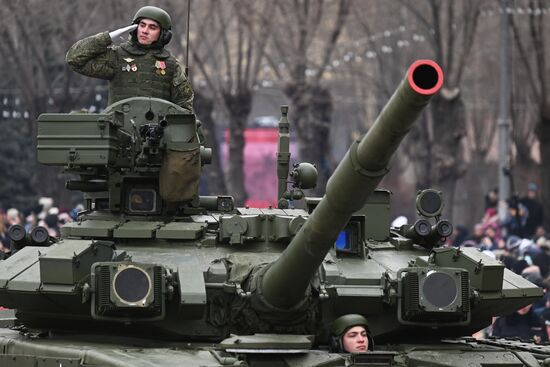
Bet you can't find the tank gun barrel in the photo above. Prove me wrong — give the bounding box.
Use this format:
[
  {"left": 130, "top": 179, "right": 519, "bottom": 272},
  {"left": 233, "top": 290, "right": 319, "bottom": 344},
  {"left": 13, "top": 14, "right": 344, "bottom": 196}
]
[{"left": 259, "top": 60, "right": 444, "bottom": 308}]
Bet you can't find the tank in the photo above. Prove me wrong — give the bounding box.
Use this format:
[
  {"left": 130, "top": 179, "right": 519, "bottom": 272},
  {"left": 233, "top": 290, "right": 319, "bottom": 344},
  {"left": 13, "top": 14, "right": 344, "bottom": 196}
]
[{"left": 0, "top": 60, "right": 546, "bottom": 366}]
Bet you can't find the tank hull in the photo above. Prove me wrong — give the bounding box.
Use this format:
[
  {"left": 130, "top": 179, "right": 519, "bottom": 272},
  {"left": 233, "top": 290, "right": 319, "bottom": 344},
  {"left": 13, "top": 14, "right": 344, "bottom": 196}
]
[{"left": 0, "top": 326, "right": 544, "bottom": 367}]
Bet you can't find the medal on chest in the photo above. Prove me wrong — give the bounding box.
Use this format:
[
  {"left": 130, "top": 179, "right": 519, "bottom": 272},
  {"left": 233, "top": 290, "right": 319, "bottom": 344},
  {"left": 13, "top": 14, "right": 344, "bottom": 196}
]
[
  {"left": 122, "top": 58, "right": 137, "bottom": 72},
  {"left": 155, "top": 60, "right": 167, "bottom": 75}
]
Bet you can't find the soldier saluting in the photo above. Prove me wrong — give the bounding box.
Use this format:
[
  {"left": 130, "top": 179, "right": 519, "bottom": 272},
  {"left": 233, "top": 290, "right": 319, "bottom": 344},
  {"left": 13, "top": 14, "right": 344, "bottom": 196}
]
[{"left": 66, "top": 6, "right": 193, "bottom": 112}]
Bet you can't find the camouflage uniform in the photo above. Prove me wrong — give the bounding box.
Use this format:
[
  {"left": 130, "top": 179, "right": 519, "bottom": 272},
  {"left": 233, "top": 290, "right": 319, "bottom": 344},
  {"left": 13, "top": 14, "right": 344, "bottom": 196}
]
[{"left": 66, "top": 31, "right": 193, "bottom": 111}]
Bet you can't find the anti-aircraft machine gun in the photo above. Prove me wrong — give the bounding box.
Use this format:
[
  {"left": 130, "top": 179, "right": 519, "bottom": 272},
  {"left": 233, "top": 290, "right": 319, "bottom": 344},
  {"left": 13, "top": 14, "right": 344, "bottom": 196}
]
[{"left": 0, "top": 60, "right": 545, "bottom": 366}]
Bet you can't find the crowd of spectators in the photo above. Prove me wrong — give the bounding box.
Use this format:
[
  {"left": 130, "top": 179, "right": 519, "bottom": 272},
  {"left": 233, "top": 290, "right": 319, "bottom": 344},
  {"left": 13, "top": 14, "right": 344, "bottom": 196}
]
[
  {"left": 447, "top": 183, "right": 548, "bottom": 343},
  {"left": 0, "top": 197, "right": 83, "bottom": 257}
]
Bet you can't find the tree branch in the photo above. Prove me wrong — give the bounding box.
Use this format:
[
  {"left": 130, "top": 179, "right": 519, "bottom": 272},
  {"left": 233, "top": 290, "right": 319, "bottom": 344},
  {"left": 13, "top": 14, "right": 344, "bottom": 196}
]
[
  {"left": 455, "top": 0, "right": 480, "bottom": 83},
  {"left": 445, "top": 2, "right": 455, "bottom": 80},
  {"left": 397, "top": 0, "right": 439, "bottom": 52},
  {"left": 510, "top": 11, "right": 541, "bottom": 101},
  {"left": 315, "top": 0, "right": 351, "bottom": 83},
  {"left": 531, "top": 0, "right": 546, "bottom": 104}
]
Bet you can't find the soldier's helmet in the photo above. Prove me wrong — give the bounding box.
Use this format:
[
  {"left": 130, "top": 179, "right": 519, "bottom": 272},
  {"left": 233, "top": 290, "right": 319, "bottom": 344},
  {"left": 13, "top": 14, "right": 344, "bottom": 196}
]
[
  {"left": 329, "top": 314, "right": 374, "bottom": 352},
  {"left": 132, "top": 6, "right": 172, "bottom": 46}
]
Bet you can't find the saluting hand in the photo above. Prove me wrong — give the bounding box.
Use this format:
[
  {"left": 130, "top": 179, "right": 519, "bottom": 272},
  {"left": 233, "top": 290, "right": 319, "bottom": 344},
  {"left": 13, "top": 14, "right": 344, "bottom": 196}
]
[{"left": 108, "top": 24, "right": 138, "bottom": 42}]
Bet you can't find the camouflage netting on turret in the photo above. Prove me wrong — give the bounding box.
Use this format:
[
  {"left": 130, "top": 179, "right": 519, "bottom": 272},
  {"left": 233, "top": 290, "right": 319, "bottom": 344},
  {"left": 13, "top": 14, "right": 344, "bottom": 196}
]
[
  {"left": 159, "top": 148, "right": 200, "bottom": 202},
  {"left": 207, "top": 255, "right": 320, "bottom": 335}
]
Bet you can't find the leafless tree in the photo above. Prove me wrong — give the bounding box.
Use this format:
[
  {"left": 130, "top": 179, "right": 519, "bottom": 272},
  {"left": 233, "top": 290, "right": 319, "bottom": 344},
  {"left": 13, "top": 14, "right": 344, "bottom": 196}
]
[
  {"left": 509, "top": 0, "right": 549, "bottom": 228},
  {"left": 0, "top": 0, "right": 120, "bottom": 205},
  {"left": 379, "top": 0, "right": 481, "bottom": 220},
  {"left": 261, "top": 0, "right": 351, "bottom": 194},
  {"left": 190, "top": 1, "right": 275, "bottom": 205},
  {"left": 345, "top": 1, "right": 482, "bottom": 221}
]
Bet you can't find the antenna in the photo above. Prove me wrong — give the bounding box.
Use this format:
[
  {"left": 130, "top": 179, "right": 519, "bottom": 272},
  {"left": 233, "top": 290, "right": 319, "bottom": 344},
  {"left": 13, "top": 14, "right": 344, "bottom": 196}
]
[{"left": 185, "top": 0, "right": 191, "bottom": 77}]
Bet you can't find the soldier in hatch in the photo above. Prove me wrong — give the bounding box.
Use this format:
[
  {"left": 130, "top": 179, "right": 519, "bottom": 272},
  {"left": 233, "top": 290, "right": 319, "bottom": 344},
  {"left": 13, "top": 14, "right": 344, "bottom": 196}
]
[
  {"left": 329, "top": 314, "right": 374, "bottom": 353},
  {"left": 66, "top": 5, "right": 193, "bottom": 112}
]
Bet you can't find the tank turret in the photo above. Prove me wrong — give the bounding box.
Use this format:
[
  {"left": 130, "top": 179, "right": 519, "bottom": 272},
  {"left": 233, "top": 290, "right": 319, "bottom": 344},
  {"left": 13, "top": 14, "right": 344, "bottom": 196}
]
[
  {"left": 236, "top": 60, "right": 542, "bottom": 342},
  {"left": 256, "top": 60, "right": 446, "bottom": 309}
]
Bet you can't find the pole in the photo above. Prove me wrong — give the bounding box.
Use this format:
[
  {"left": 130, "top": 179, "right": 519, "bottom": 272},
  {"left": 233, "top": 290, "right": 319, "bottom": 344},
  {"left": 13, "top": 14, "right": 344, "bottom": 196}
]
[
  {"left": 498, "top": 0, "right": 511, "bottom": 222},
  {"left": 277, "top": 106, "right": 291, "bottom": 209},
  {"left": 185, "top": 0, "right": 191, "bottom": 77}
]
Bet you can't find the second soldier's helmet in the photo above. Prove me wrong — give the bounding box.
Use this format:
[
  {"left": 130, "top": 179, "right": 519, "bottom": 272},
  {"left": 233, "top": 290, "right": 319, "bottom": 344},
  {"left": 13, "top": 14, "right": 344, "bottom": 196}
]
[
  {"left": 131, "top": 6, "right": 172, "bottom": 46},
  {"left": 329, "top": 314, "right": 374, "bottom": 352}
]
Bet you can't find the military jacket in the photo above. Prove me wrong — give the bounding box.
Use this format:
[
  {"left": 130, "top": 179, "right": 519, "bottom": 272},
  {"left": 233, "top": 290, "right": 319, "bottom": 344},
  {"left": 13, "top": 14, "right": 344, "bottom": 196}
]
[{"left": 66, "top": 32, "right": 193, "bottom": 111}]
